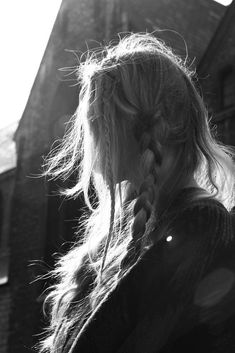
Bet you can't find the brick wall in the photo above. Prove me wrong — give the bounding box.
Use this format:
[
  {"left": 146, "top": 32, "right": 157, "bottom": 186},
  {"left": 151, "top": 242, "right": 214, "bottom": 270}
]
[
  {"left": 0, "top": 287, "right": 11, "bottom": 353},
  {"left": 0, "top": 169, "right": 15, "bottom": 353}
]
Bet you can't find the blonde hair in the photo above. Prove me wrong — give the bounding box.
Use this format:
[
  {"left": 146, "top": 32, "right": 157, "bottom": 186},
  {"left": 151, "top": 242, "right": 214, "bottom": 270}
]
[{"left": 39, "top": 33, "right": 235, "bottom": 352}]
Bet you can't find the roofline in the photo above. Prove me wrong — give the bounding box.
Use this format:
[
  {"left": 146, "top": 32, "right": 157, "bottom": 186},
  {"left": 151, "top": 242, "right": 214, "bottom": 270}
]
[
  {"left": 0, "top": 167, "right": 16, "bottom": 178},
  {"left": 198, "top": 0, "right": 235, "bottom": 74}
]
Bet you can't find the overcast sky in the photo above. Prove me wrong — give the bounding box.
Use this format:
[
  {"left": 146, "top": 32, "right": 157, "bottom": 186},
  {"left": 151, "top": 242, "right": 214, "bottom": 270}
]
[{"left": 0, "top": 0, "right": 62, "bottom": 130}]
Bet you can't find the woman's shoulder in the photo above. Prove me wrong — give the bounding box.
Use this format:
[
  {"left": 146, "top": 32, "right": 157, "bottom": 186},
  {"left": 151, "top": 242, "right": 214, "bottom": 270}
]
[
  {"left": 187, "top": 192, "right": 230, "bottom": 236},
  {"left": 153, "top": 187, "right": 233, "bottom": 249},
  {"left": 167, "top": 187, "right": 231, "bottom": 230},
  {"left": 173, "top": 194, "right": 229, "bottom": 229},
  {"left": 172, "top": 186, "right": 228, "bottom": 212}
]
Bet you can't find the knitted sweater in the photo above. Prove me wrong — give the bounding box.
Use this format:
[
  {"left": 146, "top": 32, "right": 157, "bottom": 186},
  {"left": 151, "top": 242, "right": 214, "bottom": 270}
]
[{"left": 64, "top": 187, "right": 235, "bottom": 353}]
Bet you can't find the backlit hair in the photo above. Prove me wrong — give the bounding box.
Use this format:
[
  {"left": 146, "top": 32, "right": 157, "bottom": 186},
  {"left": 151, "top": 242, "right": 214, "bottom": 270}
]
[{"left": 39, "top": 33, "right": 235, "bottom": 352}]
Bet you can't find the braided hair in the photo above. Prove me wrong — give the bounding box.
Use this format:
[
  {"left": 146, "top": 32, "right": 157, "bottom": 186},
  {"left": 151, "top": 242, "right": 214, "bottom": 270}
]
[
  {"left": 121, "top": 113, "right": 165, "bottom": 269},
  {"left": 99, "top": 77, "right": 116, "bottom": 278},
  {"left": 39, "top": 33, "right": 235, "bottom": 353}
]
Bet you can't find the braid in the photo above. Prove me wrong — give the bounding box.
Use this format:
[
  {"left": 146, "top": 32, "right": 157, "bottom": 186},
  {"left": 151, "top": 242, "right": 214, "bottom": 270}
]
[
  {"left": 121, "top": 119, "right": 164, "bottom": 269},
  {"left": 98, "top": 77, "right": 116, "bottom": 281}
]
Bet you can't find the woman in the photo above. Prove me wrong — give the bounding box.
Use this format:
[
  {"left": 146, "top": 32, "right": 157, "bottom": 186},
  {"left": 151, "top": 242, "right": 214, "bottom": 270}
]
[{"left": 39, "top": 33, "right": 235, "bottom": 352}]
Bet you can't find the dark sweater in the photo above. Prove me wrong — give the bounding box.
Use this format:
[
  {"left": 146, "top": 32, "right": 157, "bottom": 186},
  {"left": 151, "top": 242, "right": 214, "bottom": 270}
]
[{"left": 64, "top": 187, "right": 235, "bottom": 353}]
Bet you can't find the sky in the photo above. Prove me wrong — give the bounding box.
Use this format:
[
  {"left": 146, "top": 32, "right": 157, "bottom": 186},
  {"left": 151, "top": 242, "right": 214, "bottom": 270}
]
[
  {"left": 0, "top": 0, "right": 232, "bottom": 130},
  {"left": 214, "top": 0, "right": 233, "bottom": 4},
  {"left": 0, "top": 0, "right": 62, "bottom": 130}
]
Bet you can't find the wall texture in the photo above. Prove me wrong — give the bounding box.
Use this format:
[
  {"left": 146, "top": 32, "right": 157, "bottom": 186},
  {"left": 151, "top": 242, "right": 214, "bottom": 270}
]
[
  {"left": 198, "top": 1, "right": 235, "bottom": 145},
  {"left": 0, "top": 169, "right": 15, "bottom": 353}
]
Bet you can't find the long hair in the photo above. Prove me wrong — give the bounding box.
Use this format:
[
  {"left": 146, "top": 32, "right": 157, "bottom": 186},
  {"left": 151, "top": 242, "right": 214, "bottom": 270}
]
[{"left": 38, "top": 33, "right": 235, "bottom": 352}]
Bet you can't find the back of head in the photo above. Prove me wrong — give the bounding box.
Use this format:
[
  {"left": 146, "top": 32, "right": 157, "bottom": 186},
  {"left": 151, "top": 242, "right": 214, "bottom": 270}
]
[
  {"left": 73, "top": 33, "right": 234, "bottom": 213},
  {"left": 83, "top": 34, "right": 196, "bottom": 188}
]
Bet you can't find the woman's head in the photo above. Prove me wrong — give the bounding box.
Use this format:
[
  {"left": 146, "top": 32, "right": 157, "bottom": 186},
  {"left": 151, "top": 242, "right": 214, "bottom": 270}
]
[
  {"left": 53, "top": 33, "right": 232, "bottom": 207},
  {"left": 80, "top": 34, "right": 197, "bottom": 191}
]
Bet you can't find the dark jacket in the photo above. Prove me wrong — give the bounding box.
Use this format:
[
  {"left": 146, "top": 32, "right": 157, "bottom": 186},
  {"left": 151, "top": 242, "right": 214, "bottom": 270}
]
[{"left": 64, "top": 188, "right": 235, "bottom": 353}]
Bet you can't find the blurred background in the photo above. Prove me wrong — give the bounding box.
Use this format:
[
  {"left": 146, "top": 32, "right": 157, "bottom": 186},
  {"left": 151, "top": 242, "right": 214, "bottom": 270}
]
[{"left": 0, "top": 0, "right": 235, "bottom": 352}]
